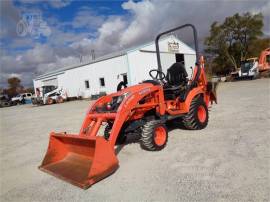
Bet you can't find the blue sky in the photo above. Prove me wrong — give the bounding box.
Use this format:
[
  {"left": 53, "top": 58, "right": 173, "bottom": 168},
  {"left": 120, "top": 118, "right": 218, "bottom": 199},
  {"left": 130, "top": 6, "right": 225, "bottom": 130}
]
[
  {"left": 4, "top": 0, "right": 129, "bottom": 52},
  {"left": 0, "top": 0, "right": 269, "bottom": 87}
]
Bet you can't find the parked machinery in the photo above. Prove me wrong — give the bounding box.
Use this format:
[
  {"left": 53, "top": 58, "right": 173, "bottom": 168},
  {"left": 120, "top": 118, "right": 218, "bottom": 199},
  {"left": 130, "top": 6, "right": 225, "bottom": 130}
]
[
  {"left": 230, "top": 57, "right": 259, "bottom": 80},
  {"left": 11, "top": 93, "right": 33, "bottom": 105},
  {"left": 258, "top": 48, "right": 270, "bottom": 75},
  {"left": 230, "top": 47, "right": 270, "bottom": 80},
  {"left": 39, "top": 24, "right": 217, "bottom": 189},
  {"left": 0, "top": 94, "right": 11, "bottom": 108},
  {"left": 32, "top": 85, "right": 67, "bottom": 105}
]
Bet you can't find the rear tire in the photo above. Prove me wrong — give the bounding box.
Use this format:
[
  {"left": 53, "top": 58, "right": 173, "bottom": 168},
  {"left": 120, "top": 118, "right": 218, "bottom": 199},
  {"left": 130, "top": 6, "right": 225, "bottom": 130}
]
[
  {"left": 57, "top": 96, "right": 64, "bottom": 103},
  {"left": 183, "top": 96, "right": 208, "bottom": 130},
  {"left": 140, "top": 120, "right": 168, "bottom": 151}
]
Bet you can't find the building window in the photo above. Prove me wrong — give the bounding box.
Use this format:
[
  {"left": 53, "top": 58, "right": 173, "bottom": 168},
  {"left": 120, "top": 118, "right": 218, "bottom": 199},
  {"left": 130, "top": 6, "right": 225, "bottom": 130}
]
[
  {"left": 99, "top": 78, "right": 105, "bottom": 87},
  {"left": 85, "top": 80, "right": 89, "bottom": 89},
  {"left": 175, "top": 53, "right": 185, "bottom": 65}
]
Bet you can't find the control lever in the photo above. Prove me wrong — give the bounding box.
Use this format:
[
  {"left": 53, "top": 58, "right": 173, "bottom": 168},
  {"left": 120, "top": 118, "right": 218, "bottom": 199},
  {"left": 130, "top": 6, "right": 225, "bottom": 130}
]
[{"left": 190, "top": 66, "right": 194, "bottom": 81}]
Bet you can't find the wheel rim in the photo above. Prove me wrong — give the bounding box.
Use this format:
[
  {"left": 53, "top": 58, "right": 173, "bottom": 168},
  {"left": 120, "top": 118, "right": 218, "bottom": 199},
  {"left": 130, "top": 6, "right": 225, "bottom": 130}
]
[
  {"left": 58, "top": 97, "right": 63, "bottom": 103},
  {"left": 48, "top": 98, "right": 53, "bottom": 105},
  {"left": 154, "top": 126, "right": 166, "bottom": 146},
  {"left": 197, "top": 105, "right": 206, "bottom": 123}
]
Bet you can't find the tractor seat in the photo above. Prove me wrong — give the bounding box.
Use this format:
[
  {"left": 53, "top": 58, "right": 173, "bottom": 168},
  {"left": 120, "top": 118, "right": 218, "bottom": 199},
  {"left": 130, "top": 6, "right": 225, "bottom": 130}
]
[
  {"left": 165, "top": 62, "right": 188, "bottom": 86},
  {"left": 163, "top": 62, "right": 188, "bottom": 100}
]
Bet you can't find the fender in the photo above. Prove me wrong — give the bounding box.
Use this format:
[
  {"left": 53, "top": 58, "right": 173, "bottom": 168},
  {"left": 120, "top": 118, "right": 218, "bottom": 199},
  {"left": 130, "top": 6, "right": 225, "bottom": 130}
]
[
  {"left": 166, "top": 87, "right": 204, "bottom": 115},
  {"left": 108, "top": 84, "right": 163, "bottom": 146},
  {"left": 79, "top": 83, "right": 164, "bottom": 147},
  {"left": 184, "top": 87, "right": 204, "bottom": 111}
]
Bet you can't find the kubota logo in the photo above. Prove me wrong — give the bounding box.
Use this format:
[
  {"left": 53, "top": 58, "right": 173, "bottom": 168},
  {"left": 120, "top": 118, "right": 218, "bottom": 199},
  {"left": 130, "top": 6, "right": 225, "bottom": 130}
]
[{"left": 139, "top": 88, "right": 150, "bottom": 95}]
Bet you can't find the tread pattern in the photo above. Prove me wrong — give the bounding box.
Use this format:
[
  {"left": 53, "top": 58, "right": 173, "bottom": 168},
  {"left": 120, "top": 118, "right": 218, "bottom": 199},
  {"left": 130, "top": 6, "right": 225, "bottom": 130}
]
[
  {"left": 183, "top": 96, "right": 208, "bottom": 130},
  {"left": 104, "top": 124, "right": 111, "bottom": 140},
  {"left": 104, "top": 124, "right": 126, "bottom": 144},
  {"left": 140, "top": 120, "right": 168, "bottom": 151}
]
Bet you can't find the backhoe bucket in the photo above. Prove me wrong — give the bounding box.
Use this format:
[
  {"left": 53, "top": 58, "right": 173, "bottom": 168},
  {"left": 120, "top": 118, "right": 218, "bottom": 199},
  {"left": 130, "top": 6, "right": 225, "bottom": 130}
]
[{"left": 39, "top": 132, "right": 119, "bottom": 189}]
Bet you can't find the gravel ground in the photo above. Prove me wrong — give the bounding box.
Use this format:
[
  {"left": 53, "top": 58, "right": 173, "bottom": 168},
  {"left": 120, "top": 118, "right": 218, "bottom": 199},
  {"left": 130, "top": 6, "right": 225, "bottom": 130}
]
[{"left": 0, "top": 78, "right": 269, "bottom": 202}]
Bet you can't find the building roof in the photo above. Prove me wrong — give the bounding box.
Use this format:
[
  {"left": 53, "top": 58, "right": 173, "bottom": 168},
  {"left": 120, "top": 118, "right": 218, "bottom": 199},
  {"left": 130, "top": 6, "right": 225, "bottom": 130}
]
[
  {"left": 35, "top": 35, "right": 194, "bottom": 80},
  {"left": 35, "top": 50, "right": 126, "bottom": 80}
]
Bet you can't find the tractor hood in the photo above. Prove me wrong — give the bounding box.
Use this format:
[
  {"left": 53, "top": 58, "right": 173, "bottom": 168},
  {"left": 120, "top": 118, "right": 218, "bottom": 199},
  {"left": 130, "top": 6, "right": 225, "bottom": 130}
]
[
  {"left": 114, "top": 82, "right": 158, "bottom": 97},
  {"left": 90, "top": 82, "right": 160, "bottom": 114}
]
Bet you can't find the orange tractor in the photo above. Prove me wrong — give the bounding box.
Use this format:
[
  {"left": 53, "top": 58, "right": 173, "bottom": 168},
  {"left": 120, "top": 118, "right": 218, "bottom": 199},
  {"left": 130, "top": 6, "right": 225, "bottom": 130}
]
[
  {"left": 39, "top": 24, "right": 217, "bottom": 189},
  {"left": 258, "top": 48, "right": 270, "bottom": 73}
]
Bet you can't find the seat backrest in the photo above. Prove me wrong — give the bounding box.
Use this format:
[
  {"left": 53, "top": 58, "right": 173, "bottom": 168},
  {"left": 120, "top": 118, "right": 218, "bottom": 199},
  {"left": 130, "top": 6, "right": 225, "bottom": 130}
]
[{"left": 166, "top": 62, "right": 188, "bottom": 86}]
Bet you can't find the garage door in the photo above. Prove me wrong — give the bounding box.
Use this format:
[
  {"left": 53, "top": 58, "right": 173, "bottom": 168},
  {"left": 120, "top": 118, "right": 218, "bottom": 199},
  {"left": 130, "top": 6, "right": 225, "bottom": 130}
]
[{"left": 42, "top": 78, "right": 58, "bottom": 86}]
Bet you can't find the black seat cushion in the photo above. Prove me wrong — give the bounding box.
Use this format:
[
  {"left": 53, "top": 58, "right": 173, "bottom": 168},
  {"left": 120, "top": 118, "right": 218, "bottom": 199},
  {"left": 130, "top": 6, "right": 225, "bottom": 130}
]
[
  {"left": 166, "top": 62, "right": 188, "bottom": 86},
  {"left": 163, "top": 63, "right": 188, "bottom": 100}
]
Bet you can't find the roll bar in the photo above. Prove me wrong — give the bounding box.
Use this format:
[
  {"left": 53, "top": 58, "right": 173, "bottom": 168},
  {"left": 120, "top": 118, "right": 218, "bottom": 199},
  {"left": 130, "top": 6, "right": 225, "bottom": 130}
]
[{"left": 155, "top": 24, "right": 200, "bottom": 80}]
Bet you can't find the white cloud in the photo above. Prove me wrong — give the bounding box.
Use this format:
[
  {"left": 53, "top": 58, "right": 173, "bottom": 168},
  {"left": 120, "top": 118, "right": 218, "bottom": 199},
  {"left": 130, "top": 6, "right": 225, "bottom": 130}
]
[
  {"left": 97, "top": 17, "right": 127, "bottom": 46},
  {"left": 36, "top": 55, "right": 78, "bottom": 74},
  {"left": 69, "top": 16, "right": 127, "bottom": 56},
  {"left": 0, "top": 1, "right": 21, "bottom": 38},
  {"left": 72, "top": 7, "right": 105, "bottom": 29},
  {"left": 24, "top": 44, "right": 56, "bottom": 64},
  {"left": 249, "top": 1, "right": 270, "bottom": 35},
  {"left": 48, "top": 0, "right": 71, "bottom": 8},
  {"left": 9, "top": 73, "right": 21, "bottom": 78},
  {"left": 120, "top": 0, "right": 157, "bottom": 46},
  {"left": 0, "top": 44, "right": 80, "bottom": 87}
]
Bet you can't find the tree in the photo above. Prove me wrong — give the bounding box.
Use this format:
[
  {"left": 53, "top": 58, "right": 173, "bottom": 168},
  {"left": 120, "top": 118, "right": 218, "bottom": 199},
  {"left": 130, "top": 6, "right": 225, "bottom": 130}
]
[
  {"left": 24, "top": 87, "right": 34, "bottom": 94},
  {"left": 247, "top": 38, "right": 270, "bottom": 58},
  {"left": 6, "top": 77, "right": 23, "bottom": 97},
  {"left": 8, "top": 77, "right": 21, "bottom": 89},
  {"left": 204, "top": 12, "right": 264, "bottom": 75}
]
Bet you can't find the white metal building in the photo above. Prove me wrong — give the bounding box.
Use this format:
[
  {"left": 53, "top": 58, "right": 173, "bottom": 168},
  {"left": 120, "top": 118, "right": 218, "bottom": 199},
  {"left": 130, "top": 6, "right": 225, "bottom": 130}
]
[{"left": 33, "top": 35, "right": 196, "bottom": 98}]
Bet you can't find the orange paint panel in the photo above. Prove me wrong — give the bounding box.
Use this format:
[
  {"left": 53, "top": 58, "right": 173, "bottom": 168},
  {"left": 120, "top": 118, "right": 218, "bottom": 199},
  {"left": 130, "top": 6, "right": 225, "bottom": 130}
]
[
  {"left": 39, "top": 133, "right": 118, "bottom": 189},
  {"left": 258, "top": 48, "right": 270, "bottom": 71}
]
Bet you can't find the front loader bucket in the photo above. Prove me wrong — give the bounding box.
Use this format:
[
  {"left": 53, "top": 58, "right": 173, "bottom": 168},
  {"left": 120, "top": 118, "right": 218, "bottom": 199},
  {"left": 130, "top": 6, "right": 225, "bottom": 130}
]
[{"left": 39, "top": 132, "right": 119, "bottom": 189}]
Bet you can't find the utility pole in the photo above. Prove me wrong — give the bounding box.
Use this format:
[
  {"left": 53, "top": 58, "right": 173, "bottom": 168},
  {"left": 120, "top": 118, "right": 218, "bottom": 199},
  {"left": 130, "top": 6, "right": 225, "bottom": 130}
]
[
  {"left": 79, "top": 55, "right": 83, "bottom": 63},
  {"left": 91, "top": 50, "right": 95, "bottom": 60}
]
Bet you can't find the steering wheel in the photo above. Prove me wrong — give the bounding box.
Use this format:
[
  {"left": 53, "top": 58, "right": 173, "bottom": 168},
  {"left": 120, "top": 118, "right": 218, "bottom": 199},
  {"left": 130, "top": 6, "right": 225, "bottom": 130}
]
[{"left": 149, "top": 69, "right": 166, "bottom": 81}]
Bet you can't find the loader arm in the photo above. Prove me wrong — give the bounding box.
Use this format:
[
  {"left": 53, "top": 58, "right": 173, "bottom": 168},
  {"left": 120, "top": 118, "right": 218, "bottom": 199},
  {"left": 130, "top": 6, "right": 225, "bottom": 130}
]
[{"left": 79, "top": 83, "right": 164, "bottom": 148}]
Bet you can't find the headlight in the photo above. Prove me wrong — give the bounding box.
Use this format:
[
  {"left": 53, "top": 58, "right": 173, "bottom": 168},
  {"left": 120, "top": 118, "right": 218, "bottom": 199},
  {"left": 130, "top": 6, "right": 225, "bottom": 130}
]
[
  {"left": 116, "top": 92, "right": 129, "bottom": 104},
  {"left": 104, "top": 92, "right": 130, "bottom": 112}
]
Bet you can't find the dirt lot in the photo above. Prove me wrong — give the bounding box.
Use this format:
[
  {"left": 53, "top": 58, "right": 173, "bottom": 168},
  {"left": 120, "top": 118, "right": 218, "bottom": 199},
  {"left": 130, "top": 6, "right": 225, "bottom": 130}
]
[{"left": 0, "top": 79, "right": 269, "bottom": 202}]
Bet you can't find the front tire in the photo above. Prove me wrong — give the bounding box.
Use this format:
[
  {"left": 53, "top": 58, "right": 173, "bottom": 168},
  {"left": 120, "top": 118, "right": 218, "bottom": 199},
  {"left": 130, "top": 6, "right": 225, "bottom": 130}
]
[
  {"left": 104, "top": 124, "right": 111, "bottom": 140},
  {"left": 104, "top": 124, "right": 126, "bottom": 145},
  {"left": 47, "top": 98, "right": 54, "bottom": 105},
  {"left": 140, "top": 120, "right": 168, "bottom": 151},
  {"left": 183, "top": 96, "right": 208, "bottom": 130}
]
